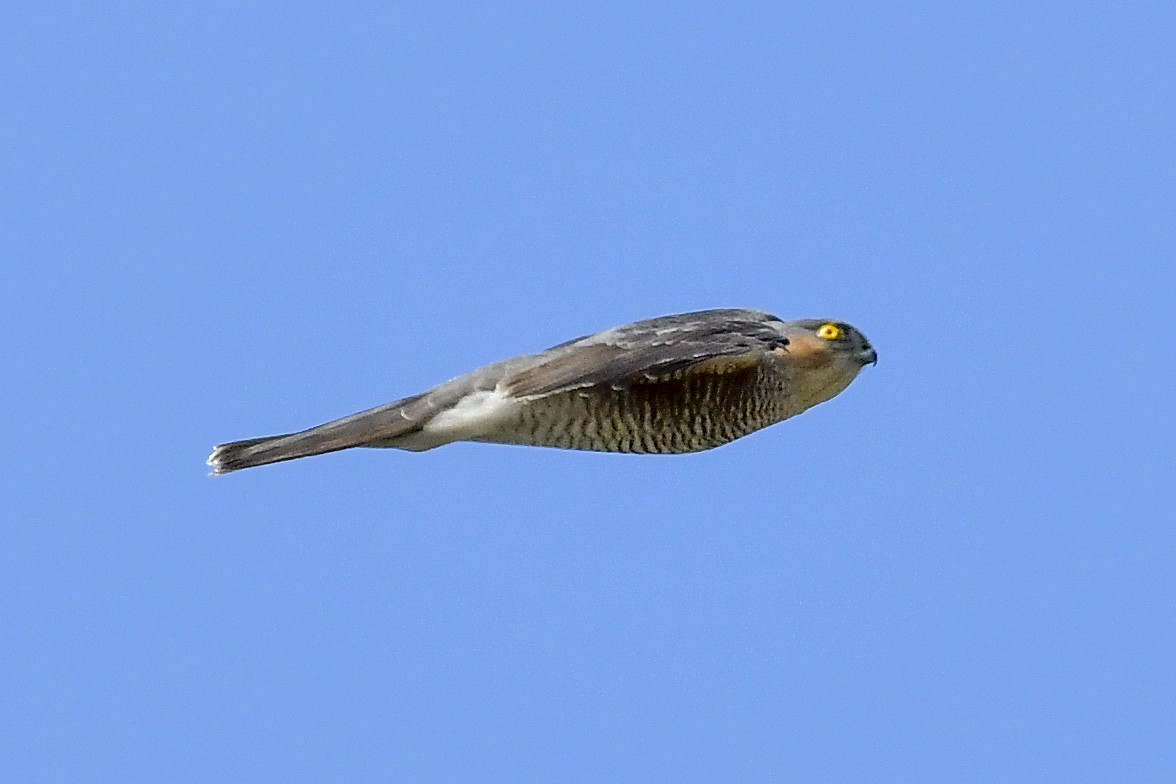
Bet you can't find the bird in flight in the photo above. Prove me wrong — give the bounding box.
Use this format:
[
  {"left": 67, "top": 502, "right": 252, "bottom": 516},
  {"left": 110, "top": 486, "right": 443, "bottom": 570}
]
[{"left": 208, "top": 309, "right": 876, "bottom": 474}]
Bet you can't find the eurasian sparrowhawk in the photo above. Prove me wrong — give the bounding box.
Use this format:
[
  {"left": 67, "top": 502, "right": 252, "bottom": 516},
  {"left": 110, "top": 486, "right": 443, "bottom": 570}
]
[{"left": 208, "top": 309, "right": 876, "bottom": 474}]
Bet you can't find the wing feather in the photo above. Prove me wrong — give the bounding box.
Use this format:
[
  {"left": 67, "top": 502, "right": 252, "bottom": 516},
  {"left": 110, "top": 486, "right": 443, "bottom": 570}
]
[{"left": 504, "top": 309, "right": 788, "bottom": 398}]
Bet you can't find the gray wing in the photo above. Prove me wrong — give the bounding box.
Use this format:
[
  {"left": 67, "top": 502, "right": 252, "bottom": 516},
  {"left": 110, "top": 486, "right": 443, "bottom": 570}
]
[{"left": 504, "top": 308, "right": 790, "bottom": 398}]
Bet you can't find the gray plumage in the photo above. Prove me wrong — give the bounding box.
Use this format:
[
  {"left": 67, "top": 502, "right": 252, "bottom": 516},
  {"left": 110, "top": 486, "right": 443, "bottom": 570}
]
[{"left": 208, "top": 309, "right": 876, "bottom": 474}]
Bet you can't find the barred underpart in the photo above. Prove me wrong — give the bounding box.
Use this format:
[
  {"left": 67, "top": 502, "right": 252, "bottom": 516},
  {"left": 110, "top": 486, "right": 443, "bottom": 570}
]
[{"left": 476, "top": 364, "right": 794, "bottom": 453}]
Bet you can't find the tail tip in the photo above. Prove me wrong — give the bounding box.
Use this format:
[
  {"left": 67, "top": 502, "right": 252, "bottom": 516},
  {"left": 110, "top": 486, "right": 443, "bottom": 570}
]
[
  {"left": 206, "top": 445, "right": 233, "bottom": 476},
  {"left": 206, "top": 437, "right": 273, "bottom": 475}
]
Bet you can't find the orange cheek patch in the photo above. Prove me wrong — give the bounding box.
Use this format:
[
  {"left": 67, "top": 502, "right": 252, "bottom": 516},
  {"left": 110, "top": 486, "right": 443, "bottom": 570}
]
[{"left": 781, "top": 334, "right": 835, "bottom": 368}]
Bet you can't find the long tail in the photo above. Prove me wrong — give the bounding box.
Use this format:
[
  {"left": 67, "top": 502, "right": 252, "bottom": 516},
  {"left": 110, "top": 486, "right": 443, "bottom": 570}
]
[{"left": 207, "top": 397, "right": 425, "bottom": 475}]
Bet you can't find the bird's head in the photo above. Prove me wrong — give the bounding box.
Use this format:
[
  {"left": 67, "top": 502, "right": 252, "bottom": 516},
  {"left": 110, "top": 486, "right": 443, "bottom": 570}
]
[
  {"left": 767, "top": 319, "right": 876, "bottom": 411},
  {"left": 778, "top": 319, "right": 876, "bottom": 367}
]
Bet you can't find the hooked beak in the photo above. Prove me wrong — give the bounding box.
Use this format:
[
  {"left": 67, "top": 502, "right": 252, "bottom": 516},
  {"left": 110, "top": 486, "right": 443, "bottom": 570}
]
[{"left": 858, "top": 346, "right": 878, "bottom": 366}]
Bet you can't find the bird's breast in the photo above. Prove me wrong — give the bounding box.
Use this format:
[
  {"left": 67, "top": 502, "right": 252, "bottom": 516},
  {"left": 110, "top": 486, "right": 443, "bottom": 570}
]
[{"left": 474, "top": 364, "right": 809, "bottom": 454}]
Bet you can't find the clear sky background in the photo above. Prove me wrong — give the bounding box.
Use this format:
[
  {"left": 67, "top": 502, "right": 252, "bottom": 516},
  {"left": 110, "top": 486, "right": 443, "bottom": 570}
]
[{"left": 3, "top": 3, "right": 1173, "bottom": 781}]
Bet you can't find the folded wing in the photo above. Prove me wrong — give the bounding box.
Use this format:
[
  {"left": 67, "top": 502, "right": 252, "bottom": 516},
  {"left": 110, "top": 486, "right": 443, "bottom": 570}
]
[{"left": 504, "top": 309, "right": 789, "bottom": 398}]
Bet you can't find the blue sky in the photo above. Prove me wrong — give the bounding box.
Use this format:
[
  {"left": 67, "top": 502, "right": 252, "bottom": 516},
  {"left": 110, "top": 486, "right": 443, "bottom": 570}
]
[{"left": 3, "top": 2, "right": 1173, "bottom": 781}]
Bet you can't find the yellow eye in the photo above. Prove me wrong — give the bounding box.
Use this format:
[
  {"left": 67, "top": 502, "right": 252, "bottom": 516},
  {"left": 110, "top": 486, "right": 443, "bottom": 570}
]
[{"left": 817, "top": 323, "right": 842, "bottom": 340}]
